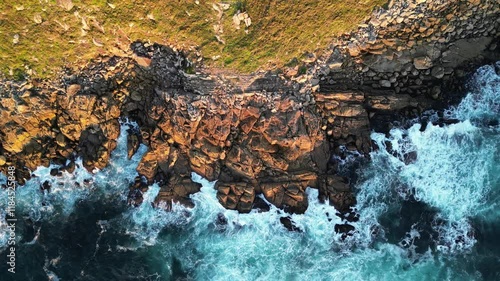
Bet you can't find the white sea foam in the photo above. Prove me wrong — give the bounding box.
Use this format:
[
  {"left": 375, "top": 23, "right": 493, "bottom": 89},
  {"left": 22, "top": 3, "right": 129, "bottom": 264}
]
[
  {"left": 447, "top": 62, "right": 499, "bottom": 123},
  {"left": 118, "top": 183, "right": 191, "bottom": 247},
  {"left": 353, "top": 63, "right": 499, "bottom": 255},
  {"left": 143, "top": 172, "right": 476, "bottom": 281}
]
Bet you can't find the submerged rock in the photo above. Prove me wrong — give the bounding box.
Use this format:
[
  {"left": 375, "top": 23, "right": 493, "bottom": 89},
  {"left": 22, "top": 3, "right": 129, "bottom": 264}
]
[
  {"left": 280, "top": 216, "right": 302, "bottom": 232},
  {"left": 334, "top": 223, "right": 355, "bottom": 239}
]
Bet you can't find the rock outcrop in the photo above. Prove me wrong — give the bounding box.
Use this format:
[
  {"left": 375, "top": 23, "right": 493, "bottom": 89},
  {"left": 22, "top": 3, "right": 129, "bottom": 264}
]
[
  {"left": 304, "top": 0, "right": 499, "bottom": 153},
  {"left": 0, "top": 0, "right": 498, "bottom": 221}
]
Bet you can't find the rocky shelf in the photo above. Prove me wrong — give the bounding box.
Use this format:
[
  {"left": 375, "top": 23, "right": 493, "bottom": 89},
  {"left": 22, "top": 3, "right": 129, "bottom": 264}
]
[{"left": 1, "top": 0, "right": 499, "bottom": 231}]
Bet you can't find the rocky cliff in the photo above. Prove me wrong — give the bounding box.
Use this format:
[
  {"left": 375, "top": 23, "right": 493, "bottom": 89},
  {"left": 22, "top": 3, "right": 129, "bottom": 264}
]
[{"left": 1, "top": 0, "right": 499, "bottom": 227}]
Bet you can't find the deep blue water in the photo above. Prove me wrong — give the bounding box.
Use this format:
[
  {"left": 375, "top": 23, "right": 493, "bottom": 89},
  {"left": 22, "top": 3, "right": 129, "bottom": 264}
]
[{"left": 0, "top": 63, "right": 499, "bottom": 280}]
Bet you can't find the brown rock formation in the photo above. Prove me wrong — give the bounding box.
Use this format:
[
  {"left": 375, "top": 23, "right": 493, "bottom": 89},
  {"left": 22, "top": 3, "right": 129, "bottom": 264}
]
[
  {"left": 0, "top": 57, "right": 137, "bottom": 183},
  {"left": 318, "top": 0, "right": 499, "bottom": 100},
  {"left": 134, "top": 78, "right": 327, "bottom": 213}
]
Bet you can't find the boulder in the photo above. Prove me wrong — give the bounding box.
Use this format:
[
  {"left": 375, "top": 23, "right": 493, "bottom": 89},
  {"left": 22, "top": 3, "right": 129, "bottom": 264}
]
[
  {"left": 216, "top": 182, "right": 255, "bottom": 213},
  {"left": 379, "top": 79, "right": 391, "bottom": 87},
  {"left": 431, "top": 66, "right": 445, "bottom": 79},
  {"left": 413, "top": 56, "right": 433, "bottom": 69}
]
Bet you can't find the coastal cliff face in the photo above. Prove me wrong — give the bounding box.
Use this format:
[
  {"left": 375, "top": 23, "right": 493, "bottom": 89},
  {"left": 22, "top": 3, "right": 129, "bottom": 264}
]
[{"left": 1, "top": 0, "right": 499, "bottom": 219}]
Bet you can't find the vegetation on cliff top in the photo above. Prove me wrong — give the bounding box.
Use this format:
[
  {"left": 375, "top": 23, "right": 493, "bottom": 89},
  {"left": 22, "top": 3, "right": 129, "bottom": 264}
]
[{"left": 0, "top": 0, "right": 385, "bottom": 79}]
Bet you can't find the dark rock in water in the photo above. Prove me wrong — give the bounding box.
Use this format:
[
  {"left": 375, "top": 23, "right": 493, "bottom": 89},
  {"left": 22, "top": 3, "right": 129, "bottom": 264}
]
[
  {"left": 403, "top": 151, "right": 418, "bottom": 165},
  {"left": 40, "top": 180, "right": 51, "bottom": 192},
  {"left": 175, "top": 198, "right": 196, "bottom": 209},
  {"left": 64, "top": 160, "right": 76, "bottom": 174},
  {"left": 494, "top": 62, "right": 500, "bottom": 76},
  {"left": 318, "top": 175, "right": 357, "bottom": 215},
  {"left": 433, "top": 118, "right": 460, "bottom": 127},
  {"left": 216, "top": 213, "right": 228, "bottom": 228},
  {"left": 127, "top": 189, "right": 143, "bottom": 207},
  {"left": 419, "top": 120, "right": 428, "bottom": 132},
  {"left": 252, "top": 196, "right": 271, "bottom": 212},
  {"left": 216, "top": 212, "right": 228, "bottom": 226},
  {"left": 334, "top": 223, "right": 355, "bottom": 239},
  {"left": 126, "top": 125, "right": 142, "bottom": 159},
  {"left": 153, "top": 175, "right": 201, "bottom": 209},
  {"left": 326, "top": 175, "right": 350, "bottom": 192},
  {"left": 384, "top": 139, "right": 417, "bottom": 165},
  {"left": 155, "top": 197, "right": 196, "bottom": 211},
  {"left": 128, "top": 176, "right": 149, "bottom": 206},
  {"left": 326, "top": 191, "right": 356, "bottom": 213},
  {"left": 208, "top": 212, "right": 229, "bottom": 233},
  {"left": 280, "top": 216, "right": 301, "bottom": 232},
  {"left": 384, "top": 140, "right": 393, "bottom": 153},
  {"left": 50, "top": 168, "right": 61, "bottom": 177},
  {"left": 337, "top": 211, "right": 360, "bottom": 223},
  {"left": 487, "top": 119, "right": 499, "bottom": 127}
]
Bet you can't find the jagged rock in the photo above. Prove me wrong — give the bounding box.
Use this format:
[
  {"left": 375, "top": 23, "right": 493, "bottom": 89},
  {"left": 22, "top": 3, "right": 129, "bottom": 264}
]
[
  {"left": 154, "top": 176, "right": 202, "bottom": 209},
  {"left": 2, "top": 0, "right": 499, "bottom": 217},
  {"left": 431, "top": 66, "right": 445, "bottom": 79},
  {"left": 316, "top": 175, "right": 356, "bottom": 211},
  {"left": 379, "top": 79, "right": 391, "bottom": 87},
  {"left": 136, "top": 151, "right": 158, "bottom": 180},
  {"left": 280, "top": 216, "right": 301, "bottom": 232},
  {"left": 367, "top": 95, "right": 415, "bottom": 111},
  {"left": 261, "top": 181, "right": 308, "bottom": 214},
  {"left": 134, "top": 55, "right": 152, "bottom": 67},
  {"left": 413, "top": 56, "right": 433, "bottom": 70},
  {"left": 334, "top": 223, "right": 355, "bottom": 239},
  {"left": 329, "top": 62, "right": 343, "bottom": 71},
  {"left": 128, "top": 176, "right": 148, "bottom": 206},
  {"left": 326, "top": 175, "right": 350, "bottom": 192},
  {"left": 328, "top": 191, "right": 356, "bottom": 212},
  {"left": 252, "top": 196, "right": 271, "bottom": 212},
  {"left": 314, "top": 92, "right": 371, "bottom": 153},
  {"left": 55, "top": 133, "right": 66, "bottom": 147},
  {"left": 216, "top": 182, "right": 255, "bottom": 213}
]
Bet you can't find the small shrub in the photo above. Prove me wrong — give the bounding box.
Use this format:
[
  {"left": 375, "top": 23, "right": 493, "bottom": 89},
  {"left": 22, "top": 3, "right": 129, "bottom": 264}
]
[
  {"left": 184, "top": 65, "right": 195, "bottom": 74},
  {"left": 224, "top": 57, "right": 235, "bottom": 65},
  {"left": 285, "top": 58, "right": 300, "bottom": 67},
  {"left": 232, "top": 0, "right": 247, "bottom": 14},
  {"left": 298, "top": 65, "right": 308, "bottom": 75}
]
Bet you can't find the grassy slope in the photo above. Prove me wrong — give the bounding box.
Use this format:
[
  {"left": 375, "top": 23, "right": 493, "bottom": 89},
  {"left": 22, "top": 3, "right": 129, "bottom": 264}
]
[{"left": 0, "top": 0, "right": 385, "bottom": 79}]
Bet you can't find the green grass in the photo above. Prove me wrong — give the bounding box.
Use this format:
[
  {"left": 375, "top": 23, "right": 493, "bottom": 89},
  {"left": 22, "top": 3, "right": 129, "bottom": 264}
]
[{"left": 0, "top": 0, "right": 386, "bottom": 79}]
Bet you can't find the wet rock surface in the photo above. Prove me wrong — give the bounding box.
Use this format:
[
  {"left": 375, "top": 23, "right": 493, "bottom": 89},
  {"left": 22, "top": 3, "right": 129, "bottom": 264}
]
[{"left": 0, "top": 0, "right": 499, "bottom": 218}]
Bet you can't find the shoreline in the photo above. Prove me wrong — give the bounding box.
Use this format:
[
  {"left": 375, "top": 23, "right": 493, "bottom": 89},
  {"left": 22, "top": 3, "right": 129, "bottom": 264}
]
[{"left": 0, "top": 0, "right": 499, "bottom": 226}]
